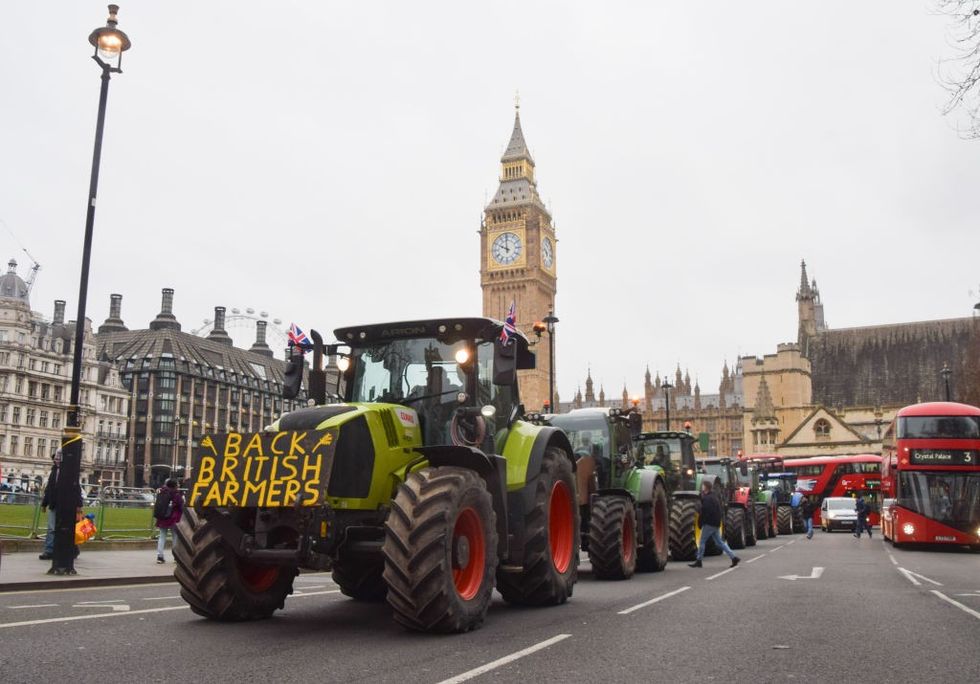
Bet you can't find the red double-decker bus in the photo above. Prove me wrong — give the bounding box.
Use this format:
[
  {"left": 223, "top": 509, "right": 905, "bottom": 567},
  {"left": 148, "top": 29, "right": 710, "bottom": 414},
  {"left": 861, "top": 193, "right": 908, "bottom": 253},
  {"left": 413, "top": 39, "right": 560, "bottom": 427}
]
[
  {"left": 784, "top": 455, "right": 882, "bottom": 526},
  {"left": 881, "top": 402, "right": 980, "bottom": 549}
]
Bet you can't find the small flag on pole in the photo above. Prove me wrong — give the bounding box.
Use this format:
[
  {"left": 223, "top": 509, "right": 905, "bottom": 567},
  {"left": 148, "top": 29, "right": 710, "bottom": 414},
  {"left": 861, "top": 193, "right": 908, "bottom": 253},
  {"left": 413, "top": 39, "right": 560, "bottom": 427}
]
[
  {"left": 500, "top": 301, "right": 517, "bottom": 345},
  {"left": 288, "top": 322, "right": 313, "bottom": 349}
]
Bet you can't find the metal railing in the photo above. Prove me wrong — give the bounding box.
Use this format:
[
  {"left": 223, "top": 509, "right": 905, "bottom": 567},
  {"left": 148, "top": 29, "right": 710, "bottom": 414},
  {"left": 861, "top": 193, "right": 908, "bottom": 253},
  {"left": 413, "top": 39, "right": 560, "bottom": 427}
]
[{"left": 0, "top": 486, "right": 162, "bottom": 540}]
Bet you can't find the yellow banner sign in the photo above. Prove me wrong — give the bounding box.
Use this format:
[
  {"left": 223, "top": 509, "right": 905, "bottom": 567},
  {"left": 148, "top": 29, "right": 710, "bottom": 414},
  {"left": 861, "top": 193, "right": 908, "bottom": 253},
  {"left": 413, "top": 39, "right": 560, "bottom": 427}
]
[{"left": 189, "top": 430, "right": 336, "bottom": 508}]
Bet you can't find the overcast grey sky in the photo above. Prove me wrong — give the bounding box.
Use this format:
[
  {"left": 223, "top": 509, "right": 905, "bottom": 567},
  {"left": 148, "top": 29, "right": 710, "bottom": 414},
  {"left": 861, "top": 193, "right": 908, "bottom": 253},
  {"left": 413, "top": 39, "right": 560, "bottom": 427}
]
[{"left": 2, "top": 2, "right": 977, "bottom": 402}]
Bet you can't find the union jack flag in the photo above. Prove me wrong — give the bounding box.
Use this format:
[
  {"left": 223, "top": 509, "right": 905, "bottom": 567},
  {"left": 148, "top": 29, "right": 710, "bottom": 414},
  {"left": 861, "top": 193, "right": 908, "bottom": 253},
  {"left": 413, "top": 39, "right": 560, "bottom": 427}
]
[
  {"left": 499, "top": 301, "right": 517, "bottom": 345},
  {"left": 288, "top": 322, "right": 313, "bottom": 349}
]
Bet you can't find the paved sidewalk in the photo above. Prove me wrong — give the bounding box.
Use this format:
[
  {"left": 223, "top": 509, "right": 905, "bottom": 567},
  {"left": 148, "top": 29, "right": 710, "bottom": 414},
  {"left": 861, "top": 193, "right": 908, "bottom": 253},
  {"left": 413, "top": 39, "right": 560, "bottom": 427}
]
[{"left": 0, "top": 543, "right": 176, "bottom": 592}]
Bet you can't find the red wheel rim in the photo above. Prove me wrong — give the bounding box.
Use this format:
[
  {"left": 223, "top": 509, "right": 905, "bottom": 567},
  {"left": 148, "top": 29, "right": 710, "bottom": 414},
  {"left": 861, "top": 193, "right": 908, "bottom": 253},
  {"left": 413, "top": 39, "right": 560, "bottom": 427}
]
[
  {"left": 623, "top": 513, "right": 635, "bottom": 564},
  {"left": 239, "top": 561, "right": 280, "bottom": 593},
  {"left": 452, "top": 507, "right": 485, "bottom": 600},
  {"left": 549, "top": 481, "right": 574, "bottom": 573}
]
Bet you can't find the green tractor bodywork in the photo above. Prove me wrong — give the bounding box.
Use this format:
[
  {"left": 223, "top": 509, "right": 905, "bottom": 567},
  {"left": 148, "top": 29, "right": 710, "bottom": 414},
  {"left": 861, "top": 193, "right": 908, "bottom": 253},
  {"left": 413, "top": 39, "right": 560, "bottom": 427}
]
[
  {"left": 175, "top": 318, "right": 579, "bottom": 633},
  {"left": 748, "top": 456, "right": 804, "bottom": 535},
  {"left": 543, "top": 408, "right": 670, "bottom": 579},
  {"left": 633, "top": 431, "right": 722, "bottom": 561}
]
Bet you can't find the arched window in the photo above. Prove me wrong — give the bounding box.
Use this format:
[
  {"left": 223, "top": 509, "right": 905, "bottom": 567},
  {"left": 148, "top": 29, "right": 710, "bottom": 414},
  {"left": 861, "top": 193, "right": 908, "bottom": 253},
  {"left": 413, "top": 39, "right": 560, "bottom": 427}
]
[{"left": 814, "top": 418, "right": 831, "bottom": 439}]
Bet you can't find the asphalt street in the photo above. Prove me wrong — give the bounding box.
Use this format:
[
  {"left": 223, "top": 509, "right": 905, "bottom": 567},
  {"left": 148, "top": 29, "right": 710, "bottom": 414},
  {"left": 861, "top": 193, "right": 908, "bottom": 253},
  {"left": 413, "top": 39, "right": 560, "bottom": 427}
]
[{"left": 0, "top": 531, "right": 977, "bottom": 684}]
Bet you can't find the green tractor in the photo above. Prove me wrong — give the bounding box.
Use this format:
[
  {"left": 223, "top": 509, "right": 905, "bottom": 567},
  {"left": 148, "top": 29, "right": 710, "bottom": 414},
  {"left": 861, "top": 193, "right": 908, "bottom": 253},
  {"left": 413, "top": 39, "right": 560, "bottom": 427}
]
[
  {"left": 633, "top": 431, "right": 723, "bottom": 561},
  {"left": 542, "top": 407, "right": 670, "bottom": 580},
  {"left": 174, "top": 317, "right": 579, "bottom": 634}
]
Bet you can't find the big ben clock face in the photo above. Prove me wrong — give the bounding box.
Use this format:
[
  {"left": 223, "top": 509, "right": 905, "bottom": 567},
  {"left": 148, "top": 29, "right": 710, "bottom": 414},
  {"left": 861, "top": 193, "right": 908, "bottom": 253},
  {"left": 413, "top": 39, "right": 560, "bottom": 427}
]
[
  {"left": 542, "top": 236, "right": 554, "bottom": 269},
  {"left": 492, "top": 232, "right": 523, "bottom": 265}
]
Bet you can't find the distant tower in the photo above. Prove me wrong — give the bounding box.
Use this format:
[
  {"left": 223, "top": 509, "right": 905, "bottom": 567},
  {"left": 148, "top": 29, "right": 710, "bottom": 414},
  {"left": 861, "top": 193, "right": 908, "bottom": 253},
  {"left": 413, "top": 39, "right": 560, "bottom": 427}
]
[
  {"left": 480, "top": 102, "right": 556, "bottom": 410},
  {"left": 797, "top": 260, "right": 826, "bottom": 349}
]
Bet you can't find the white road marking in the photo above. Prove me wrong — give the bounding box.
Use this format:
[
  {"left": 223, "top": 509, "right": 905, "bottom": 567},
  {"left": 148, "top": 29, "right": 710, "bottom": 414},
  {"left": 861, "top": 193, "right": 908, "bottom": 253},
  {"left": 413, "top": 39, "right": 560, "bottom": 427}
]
[
  {"left": 897, "top": 568, "right": 942, "bottom": 587},
  {"left": 886, "top": 552, "right": 898, "bottom": 566},
  {"left": 779, "top": 567, "right": 824, "bottom": 581},
  {"left": 436, "top": 634, "right": 572, "bottom": 684},
  {"left": 294, "top": 584, "right": 328, "bottom": 590},
  {"left": 9, "top": 604, "right": 59, "bottom": 610},
  {"left": 73, "top": 601, "right": 130, "bottom": 612},
  {"left": 706, "top": 567, "right": 737, "bottom": 581},
  {"left": 954, "top": 592, "right": 980, "bottom": 597},
  {"left": 931, "top": 590, "right": 980, "bottom": 620},
  {"left": 770, "top": 544, "right": 785, "bottom": 552},
  {"left": 142, "top": 596, "right": 181, "bottom": 601},
  {"left": 0, "top": 581, "right": 174, "bottom": 596},
  {"left": 786, "top": 539, "right": 797, "bottom": 545},
  {"left": 1, "top": 588, "right": 340, "bottom": 629},
  {"left": 618, "top": 586, "right": 691, "bottom": 615},
  {"left": 746, "top": 554, "right": 767, "bottom": 564}
]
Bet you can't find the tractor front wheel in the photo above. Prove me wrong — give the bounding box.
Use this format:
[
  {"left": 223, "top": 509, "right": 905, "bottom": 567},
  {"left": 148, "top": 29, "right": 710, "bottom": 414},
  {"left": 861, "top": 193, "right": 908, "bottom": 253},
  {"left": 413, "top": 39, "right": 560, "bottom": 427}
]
[
  {"left": 754, "top": 502, "right": 769, "bottom": 540},
  {"left": 588, "top": 496, "right": 637, "bottom": 580},
  {"left": 496, "top": 447, "right": 579, "bottom": 606},
  {"left": 637, "top": 482, "right": 669, "bottom": 572},
  {"left": 668, "top": 498, "right": 698, "bottom": 562},
  {"left": 174, "top": 508, "right": 297, "bottom": 621},
  {"left": 383, "top": 466, "right": 497, "bottom": 633},
  {"left": 744, "top": 505, "right": 757, "bottom": 547},
  {"left": 725, "top": 507, "right": 747, "bottom": 550},
  {"left": 777, "top": 505, "right": 793, "bottom": 535}
]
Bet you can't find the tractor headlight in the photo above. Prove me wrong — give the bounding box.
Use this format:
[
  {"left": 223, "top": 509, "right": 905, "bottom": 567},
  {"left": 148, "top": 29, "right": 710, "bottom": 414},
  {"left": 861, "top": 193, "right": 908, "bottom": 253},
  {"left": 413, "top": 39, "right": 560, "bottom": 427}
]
[
  {"left": 902, "top": 523, "right": 915, "bottom": 536},
  {"left": 455, "top": 348, "right": 470, "bottom": 364},
  {"left": 480, "top": 405, "right": 496, "bottom": 418}
]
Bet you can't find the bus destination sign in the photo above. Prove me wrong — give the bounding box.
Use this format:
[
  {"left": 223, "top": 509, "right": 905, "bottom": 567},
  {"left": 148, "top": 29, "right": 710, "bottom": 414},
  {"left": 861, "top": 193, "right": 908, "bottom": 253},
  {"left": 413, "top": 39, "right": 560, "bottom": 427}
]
[{"left": 909, "top": 449, "right": 976, "bottom": 466}]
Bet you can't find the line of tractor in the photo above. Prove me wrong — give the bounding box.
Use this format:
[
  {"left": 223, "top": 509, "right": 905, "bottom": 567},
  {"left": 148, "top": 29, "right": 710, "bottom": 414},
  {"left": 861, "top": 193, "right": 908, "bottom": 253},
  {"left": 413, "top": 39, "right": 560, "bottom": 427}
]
[{"left": 173, "top": 316, "right": 807, "bottom": 634}]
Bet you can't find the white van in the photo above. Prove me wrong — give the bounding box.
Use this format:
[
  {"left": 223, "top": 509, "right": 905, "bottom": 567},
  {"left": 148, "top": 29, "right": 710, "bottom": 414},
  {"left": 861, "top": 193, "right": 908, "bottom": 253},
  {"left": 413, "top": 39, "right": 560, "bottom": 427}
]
[{"left": 820, "top": 497, "right": 857, "bottom": 532}]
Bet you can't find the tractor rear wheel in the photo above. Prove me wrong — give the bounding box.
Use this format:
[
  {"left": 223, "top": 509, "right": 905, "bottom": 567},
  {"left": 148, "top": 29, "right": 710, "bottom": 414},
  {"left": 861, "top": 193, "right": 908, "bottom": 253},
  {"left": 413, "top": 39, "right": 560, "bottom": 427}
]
[
  {"left": 754, "top": 503, "right": 769, "bottom": 540},
  {"left": 777, "top": 505, "right": 793, "bottom": 535},
  {"left": 725, "top": 507, "right": 747, "bottom": 550},
  {"left": 668, "top": 498, "right": 698, "bottom": 562},
  {"left": 744, "top": 505, "right": 757, "bottom": 547},
  {"left": 174, "top": 508, "right": 298, "bottom": 621},
  {"left": 496, "top": 447, "right": 579, "bottom": 606},
  {"left": 332, "top": 558, "right": 386, "bottom": 602},
  {"left": 383, "top": 466, "right": 497, "bottom": 633},
  {"left": 637, "top": 482, "right": 669, "bottom": 572},
  {"left": 588, "top": 495, "right": 637, "bottom": 580}
]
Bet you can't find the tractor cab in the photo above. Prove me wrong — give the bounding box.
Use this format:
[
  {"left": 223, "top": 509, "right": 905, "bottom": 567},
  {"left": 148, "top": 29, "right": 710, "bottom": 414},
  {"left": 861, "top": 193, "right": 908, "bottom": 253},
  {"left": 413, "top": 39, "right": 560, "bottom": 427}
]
[
  {"left": 332, "top": 318, "right": 534, "bottom": 451},
  {"left": 546, "top": 407, "right": 640, "bottom": 492},
  {"left": 635, "top": 431, "right": 698, "bottom": 494}
]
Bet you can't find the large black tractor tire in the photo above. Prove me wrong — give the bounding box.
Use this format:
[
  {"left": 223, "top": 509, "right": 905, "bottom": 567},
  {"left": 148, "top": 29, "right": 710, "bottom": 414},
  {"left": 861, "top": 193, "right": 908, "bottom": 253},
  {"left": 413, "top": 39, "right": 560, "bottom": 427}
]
[
  {"left": 792, "top": 507, "right": 807, "bottom": 534},
  {"left": 668, "top": 498, "right": 699, "bottom": 562},
  {"left": 496, "top": 448, "right": 579, "bottom": 606},
  {"left": 383, "top": 466, "right": 497, "bottom": 633},
  {"left": 724, "top": 507, "right": 747, "bottom": 550},
  {"left": 754, "top": 503, "right": 769, "bottom": 540},
  {"left": 332, "top": 558, "right": 387, "bottom": 602},
  {"left": 777, "top": 505, "right": 793, "bottom": 535},
  {"left": 744, "top": 505, "right": 758, "bottom": 547},
  {"left": 588, "top": 495, "right": 637, "bottom": 580},
  {"left": 637, "top": 482, "right": 670, "bottom": 572},
  {"left": 174, "top": 508, "right": 298, "bottom": 621}
]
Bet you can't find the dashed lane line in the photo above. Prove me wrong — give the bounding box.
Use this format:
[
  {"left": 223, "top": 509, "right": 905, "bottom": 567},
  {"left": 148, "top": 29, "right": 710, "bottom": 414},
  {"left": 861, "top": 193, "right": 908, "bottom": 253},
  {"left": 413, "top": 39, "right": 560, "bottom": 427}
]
[
  {"left": 769, "top": 544, "right": 786, "bottom": 552},
  {"left": 435, "top": 634, "right": 572, "bottom": 684},
  {"left": 0, "top": 589, "right": 341, "bottom": 629},
  {"left": 618, "top": 586, "right": 691, "bottom": 615},
  {"left": 786, "top": 539, "right": 797, "bottom": 545},
  {"left": 706, "top": 567, "right": 737, "bottom": 581},
  {"left": 9, "top": 604, "right": 58, "bottom": 610},
  {"left": 931, "top": 591, "right": 980, "bottom": 621},
  {"left": 746, "top": 553, "right": 767, "bottom": 564}
]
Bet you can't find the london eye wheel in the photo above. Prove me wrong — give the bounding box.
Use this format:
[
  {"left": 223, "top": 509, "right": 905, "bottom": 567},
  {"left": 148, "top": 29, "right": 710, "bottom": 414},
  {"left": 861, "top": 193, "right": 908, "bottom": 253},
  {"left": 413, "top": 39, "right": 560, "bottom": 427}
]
[{"left": 190, "top": 308, "right": 290, "bottom": 358}]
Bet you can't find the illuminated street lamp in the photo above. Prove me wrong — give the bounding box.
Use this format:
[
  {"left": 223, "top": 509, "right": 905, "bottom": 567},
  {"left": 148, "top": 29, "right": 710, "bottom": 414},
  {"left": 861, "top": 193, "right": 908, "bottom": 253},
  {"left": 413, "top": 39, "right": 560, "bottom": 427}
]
[{"left": 52, "top": 5, "right": 131, "bottom": 576}]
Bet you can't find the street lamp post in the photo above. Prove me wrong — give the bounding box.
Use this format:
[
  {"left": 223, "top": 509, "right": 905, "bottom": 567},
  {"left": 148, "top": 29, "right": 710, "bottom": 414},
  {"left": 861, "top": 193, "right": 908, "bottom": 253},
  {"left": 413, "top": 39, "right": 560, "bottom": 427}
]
[
  {"left": 52, "top": 5, "right": 131, "bottom": 576},
  {"left": 940, "top": 363, "right": 952, "bottom": 402},
  {"left": 662, "top": 381, "right": 673, "bottom": 430},
  {"left": 543, "top": 310, "right": 559, "bottom": 412}
]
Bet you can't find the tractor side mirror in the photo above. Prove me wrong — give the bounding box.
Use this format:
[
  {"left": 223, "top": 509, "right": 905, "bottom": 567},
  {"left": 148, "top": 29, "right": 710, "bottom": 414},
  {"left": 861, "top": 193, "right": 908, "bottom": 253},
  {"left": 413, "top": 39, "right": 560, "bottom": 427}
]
[
  {"left": 282, "top": 348, "right": 304, "bottom": 400},
  {"left": 493, "top": 338, "right": 517, "bottom": 385}
]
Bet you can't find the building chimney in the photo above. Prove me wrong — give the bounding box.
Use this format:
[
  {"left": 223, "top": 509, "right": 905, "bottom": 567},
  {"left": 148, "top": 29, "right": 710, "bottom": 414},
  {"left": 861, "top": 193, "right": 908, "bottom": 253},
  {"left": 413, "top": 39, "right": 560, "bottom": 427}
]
[
  {"left": 206, "top": 306, "right": 233, "bottom": 346},
  {"left": 53, "top": 300, "right": 66, "bottom": 326},
  {"left": 98, "top": 293, "right": 128, "bottom": 333},
  {"left": 149, "top": 287, "right": 181, "bottom": 331},
  {"left": 249, "top": 319, "right": 274, "bottom": 358}
]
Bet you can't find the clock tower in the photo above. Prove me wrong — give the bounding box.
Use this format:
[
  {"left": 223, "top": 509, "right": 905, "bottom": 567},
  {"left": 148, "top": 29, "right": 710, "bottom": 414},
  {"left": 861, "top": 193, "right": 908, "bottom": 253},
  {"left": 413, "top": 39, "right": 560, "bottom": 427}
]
[{"left": 481, "top": 105, "right": 556, "bottom": 411}]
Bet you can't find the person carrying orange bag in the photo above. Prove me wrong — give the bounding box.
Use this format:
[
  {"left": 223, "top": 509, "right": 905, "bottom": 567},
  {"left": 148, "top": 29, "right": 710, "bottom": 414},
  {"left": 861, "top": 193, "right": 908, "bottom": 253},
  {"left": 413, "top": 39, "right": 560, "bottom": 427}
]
[{"left": 74, "top": 513, "right": 97, "bottom": 545}]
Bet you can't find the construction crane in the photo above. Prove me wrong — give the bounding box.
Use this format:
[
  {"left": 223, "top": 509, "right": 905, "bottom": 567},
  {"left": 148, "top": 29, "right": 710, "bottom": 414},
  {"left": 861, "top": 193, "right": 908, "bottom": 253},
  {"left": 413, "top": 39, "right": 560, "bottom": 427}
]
[{"left": 1, "top": 219, "right": 41, "bottom": 294}]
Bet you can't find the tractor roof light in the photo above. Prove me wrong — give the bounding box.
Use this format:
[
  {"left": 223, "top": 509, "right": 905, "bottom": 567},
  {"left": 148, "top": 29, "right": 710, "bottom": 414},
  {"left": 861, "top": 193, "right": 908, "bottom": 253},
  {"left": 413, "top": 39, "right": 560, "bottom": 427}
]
[{"left": 454, "top": 348, "right": 470, "bottom": 364}]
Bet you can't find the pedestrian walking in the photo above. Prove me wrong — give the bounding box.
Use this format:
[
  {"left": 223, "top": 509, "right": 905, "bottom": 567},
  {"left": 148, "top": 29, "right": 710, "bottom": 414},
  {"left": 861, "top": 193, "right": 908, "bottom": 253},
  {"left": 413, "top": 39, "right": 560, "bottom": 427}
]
[
  {"left": 38, "top": 450, "right": 82, "bottom": 561},
  {"left": 801, "top": 496, "right": 815, "bottom": 540},
  {"left": 854, "top": 495, "right": 871, "bottom": 538},
  {"left": 154, "top": 479, "right": 183, "bottom": 563},
  {"left": 688, "top": 480, "right": 740, "bottom": 568}
]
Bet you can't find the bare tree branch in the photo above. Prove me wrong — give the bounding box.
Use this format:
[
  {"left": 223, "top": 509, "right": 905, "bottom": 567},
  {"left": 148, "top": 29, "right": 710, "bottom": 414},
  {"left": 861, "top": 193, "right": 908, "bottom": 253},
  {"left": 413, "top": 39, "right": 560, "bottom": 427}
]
[{"left": 936, "top": 0, "right": 980, "bottom": 138}]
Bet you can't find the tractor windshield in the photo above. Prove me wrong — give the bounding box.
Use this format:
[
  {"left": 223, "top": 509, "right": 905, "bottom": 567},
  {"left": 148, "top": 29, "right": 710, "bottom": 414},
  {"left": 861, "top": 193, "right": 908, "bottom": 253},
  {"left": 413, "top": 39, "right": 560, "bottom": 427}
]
[
  {"left": 548, "top": 415, "right": 610, "bottom": 459},
  {"left": 350, "top": 337, "right": 470, "bottom": 404}
]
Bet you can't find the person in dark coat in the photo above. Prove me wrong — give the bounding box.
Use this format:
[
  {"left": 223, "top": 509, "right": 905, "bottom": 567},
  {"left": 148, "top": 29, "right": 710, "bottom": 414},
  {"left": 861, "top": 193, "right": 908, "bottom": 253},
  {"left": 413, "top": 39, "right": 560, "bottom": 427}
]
[
  {"left": 38, "top": 450, "right": 82, "bottom": 561},
  {"left": 154, "top": 479, "right": 184, "bottom": 563},
  {"left": 854, "top": 496, "right": 871, "bottom": 538},
  {"left": 688, "top": 480, "right": 740, "bottom": 568},
  {"left": 801, "top": 497, "right": 815, "bottom": 540}
]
